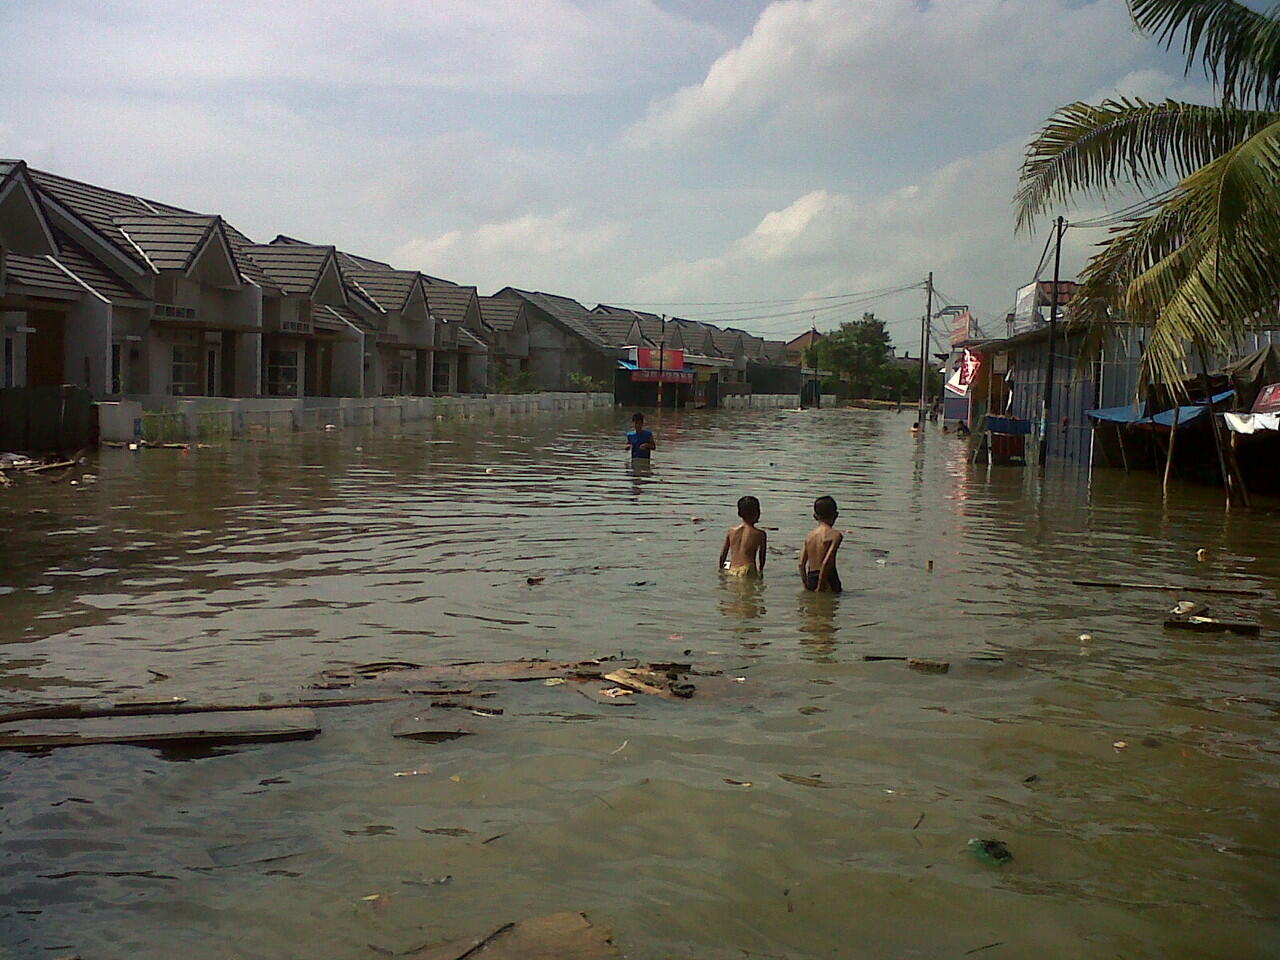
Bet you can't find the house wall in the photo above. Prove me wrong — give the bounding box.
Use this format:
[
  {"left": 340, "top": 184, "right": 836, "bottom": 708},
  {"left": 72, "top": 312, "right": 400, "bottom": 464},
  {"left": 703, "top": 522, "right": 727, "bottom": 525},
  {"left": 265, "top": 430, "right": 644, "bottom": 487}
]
[
  {"left": 746, "top": 361, "right": 802, "bottom": 395},
  {"left": 62, "top": 296, "right": 112, "bottom": 395},
  {"left": 1002, "top": 330, "right": 1099, "bottom": 464},
  {"left": 1, "top": 310, "right": 29, "bottom": 388},
  {"left": 332, "top": 334, "right": 365, "bottom": 397},
  {"left": 525, "top": 309, "right": 614, "bottom": 390}
]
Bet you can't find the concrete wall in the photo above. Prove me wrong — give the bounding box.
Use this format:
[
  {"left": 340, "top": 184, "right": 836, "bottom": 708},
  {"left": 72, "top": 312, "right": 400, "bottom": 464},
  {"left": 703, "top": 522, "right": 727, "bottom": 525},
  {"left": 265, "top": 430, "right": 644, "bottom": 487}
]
[
  {"left": 2, "top": 310, "right": 29, "bottom": 388},
  {"left": 99, "top": 392, "right": 615, "bottom": 442},
  {"left": 722, "top": 393, "right": 800, "bottom": 410},
  {"left": 525, "top": 309, "right": 615, "bottom": 391},
  {"left": 333, "top": 335, "right": 366, "bottom": 397},
  {"left": 62, "top": 297, "right": 112, "bottom": 394}
]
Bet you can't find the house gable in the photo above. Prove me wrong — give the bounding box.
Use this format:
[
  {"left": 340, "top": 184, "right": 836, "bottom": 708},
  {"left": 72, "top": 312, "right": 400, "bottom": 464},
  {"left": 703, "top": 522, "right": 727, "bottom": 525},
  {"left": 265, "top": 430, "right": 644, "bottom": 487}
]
[{"left": 0, "top": 161, "right": 57, "bottom": 258}]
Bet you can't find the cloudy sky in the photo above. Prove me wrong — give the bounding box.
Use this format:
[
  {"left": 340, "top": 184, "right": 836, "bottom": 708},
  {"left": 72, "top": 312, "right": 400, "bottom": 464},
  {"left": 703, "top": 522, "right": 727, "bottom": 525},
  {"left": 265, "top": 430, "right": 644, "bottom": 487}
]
[{"left": 0, "top": 0, "right": 1214, "bottom": 348}]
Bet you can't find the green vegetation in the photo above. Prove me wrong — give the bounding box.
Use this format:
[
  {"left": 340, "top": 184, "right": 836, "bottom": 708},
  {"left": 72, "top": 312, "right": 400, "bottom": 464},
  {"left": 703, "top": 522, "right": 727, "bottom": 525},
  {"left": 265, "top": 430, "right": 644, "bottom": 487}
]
[
  {"left": 568, "top": 372, "right": 607, "bottom": 393},
  {"left": 495, "top": 369, "right": 539, "bottom": 394},
  {"left": 804, "top": 313, "right": 939, "bottom": 401},
  {"left": 1016, "top": 0, "right": 1280, "bottom": 387}
]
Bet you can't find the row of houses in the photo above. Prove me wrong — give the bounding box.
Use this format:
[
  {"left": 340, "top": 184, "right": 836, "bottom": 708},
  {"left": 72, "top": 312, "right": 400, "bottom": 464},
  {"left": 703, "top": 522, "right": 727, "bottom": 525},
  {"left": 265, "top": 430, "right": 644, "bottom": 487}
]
[{"left": 0, "top": 160, "right": 800, "bottom": 412}]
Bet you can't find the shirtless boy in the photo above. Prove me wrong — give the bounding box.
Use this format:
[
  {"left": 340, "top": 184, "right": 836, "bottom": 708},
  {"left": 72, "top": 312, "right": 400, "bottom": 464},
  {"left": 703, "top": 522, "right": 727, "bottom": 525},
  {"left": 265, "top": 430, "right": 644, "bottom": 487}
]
[
  {"left": 718, "top": 495, "right": 767, "bottom": 577},
  {"left": 800, "top": 495, "right": 843, "bottom": 592}
]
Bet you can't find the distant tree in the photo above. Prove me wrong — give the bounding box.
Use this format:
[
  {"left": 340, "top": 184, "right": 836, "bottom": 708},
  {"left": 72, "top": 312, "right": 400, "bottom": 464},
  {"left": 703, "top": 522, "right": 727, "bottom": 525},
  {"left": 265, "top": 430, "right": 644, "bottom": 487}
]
[{"left": 805, "top": 313, "right": 893, "bottom": 398}]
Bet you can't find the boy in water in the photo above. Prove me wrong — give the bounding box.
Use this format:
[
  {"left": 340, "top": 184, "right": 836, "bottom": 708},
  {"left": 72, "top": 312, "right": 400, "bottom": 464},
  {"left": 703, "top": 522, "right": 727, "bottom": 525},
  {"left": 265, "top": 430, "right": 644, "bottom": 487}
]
[
  {"left": 719, "top": 495, "right": 767, "bottom": 577},
  {"left": 800, "top": 495, "right": 843, "bottom": 592},
  {"left": 625, "top": 412, "right": 656, "bottom": 461}
]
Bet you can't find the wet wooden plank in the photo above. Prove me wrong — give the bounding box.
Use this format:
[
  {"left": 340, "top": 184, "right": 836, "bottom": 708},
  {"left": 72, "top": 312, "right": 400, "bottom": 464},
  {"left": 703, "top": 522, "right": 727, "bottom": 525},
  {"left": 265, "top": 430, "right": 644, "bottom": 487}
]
[
  {"left": 311, "top": 658, "right": 637, "bottom": 691},
  {"left": 0, "top": 708, "right": 319, "bottom": 751},
  {"left": 1164, "top": 617, "right": 1262, "bottom": 636},
  {"left": 1072, "top": 579, "right": 1263, "bottom": 598},
  {"left": 404, "top": 911, "right": 620, "bottom": 960}
]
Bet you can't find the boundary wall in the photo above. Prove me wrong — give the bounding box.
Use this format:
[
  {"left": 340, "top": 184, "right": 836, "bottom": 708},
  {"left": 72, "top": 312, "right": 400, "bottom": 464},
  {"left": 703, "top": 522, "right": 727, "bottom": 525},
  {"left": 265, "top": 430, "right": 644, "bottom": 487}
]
[
  {"left": 97, "top": 393, "right": 614, "bottom": 443},
  {"left": 721, "top": 393, "right": 800, "bottom": 410}
]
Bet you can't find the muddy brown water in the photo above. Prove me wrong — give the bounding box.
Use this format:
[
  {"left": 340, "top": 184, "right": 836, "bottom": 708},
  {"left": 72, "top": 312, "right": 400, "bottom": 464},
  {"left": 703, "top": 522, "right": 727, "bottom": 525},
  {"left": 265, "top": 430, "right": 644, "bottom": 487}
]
[{"left": 1, "top": 408, "right": 1277, "bottom": 959}]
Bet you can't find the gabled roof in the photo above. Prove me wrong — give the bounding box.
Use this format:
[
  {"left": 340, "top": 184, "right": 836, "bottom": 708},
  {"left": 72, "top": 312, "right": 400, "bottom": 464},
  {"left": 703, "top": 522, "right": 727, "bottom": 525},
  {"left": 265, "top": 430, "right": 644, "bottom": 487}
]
[
  {"left": 243, "top": 242, "right": 344, "bottom": 298},
  {"left": 478, "top": 295, "right": 524, "bottom": 333},
  {"left": 345, "top": 267, "right": 423, "bottom": 313},
  {"left": 4, "top": 228, "right": 148, "bottom": 304},
  {"left": 424, "top": 284, "right": 480, "bottom": 324},
  {"left": 763, "top": 340, "right": 788, "bottom": 364},
  {"left": 0, "top": 159, "right": 58, "bottom": 258},
  {"left": 218, "top": 223, "right": 279, "bottom": 288},
  {"left": 580, "top": 314, "right": 642, "bottom": 348},
  {"left": 498, "top": 288, "right": 610, "bottom": 349},
  {"left": 459, "top": 327, "right": 490, "bottom": 352},
  {"left": 111, "top": 214, "right": 220, "bottom": 272},
  {"left": 317, "top": 302, "right": 376, "bottom": 334}
]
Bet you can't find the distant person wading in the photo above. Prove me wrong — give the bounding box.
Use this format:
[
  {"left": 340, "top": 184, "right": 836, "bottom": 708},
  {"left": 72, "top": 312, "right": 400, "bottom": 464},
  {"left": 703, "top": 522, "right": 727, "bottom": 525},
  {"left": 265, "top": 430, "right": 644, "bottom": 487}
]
[{"left": 626, "top": 413, "right": 656, "bottom": 463}]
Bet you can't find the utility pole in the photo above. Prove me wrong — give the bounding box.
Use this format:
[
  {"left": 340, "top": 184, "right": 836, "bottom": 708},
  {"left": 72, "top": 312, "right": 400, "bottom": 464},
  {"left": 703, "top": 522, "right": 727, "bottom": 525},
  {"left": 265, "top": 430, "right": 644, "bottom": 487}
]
[
  {"left": 1039, "top": 216, "right": 1065, "bottom": 467},
  {"left": 657, "top": 317, "right": 666, "bottom": 410},
  {"left": 917, "top": 272, "right": 933, "bottom": 430}
]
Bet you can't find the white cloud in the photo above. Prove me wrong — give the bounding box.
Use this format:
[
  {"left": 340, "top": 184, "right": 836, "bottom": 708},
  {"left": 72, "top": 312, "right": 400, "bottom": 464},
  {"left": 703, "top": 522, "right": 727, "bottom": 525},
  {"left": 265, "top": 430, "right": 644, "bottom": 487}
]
[
  {"left": 1, "top": 0, "right": 724, "bottom": 96},
  {"left": 396, "top": 211, "right": 626, "bottom": 290},
  {"left": 625, "top": 0, "right": 1148, "bottom": 148}
]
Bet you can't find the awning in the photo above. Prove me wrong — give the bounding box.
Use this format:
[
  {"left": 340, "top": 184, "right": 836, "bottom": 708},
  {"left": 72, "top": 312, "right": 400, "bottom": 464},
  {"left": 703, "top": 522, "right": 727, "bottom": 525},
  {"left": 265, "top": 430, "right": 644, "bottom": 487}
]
[
  {"left": 1224, "top": 412, "right": 1280, "bottom": 434},
  {"left": 619, "top": 359, "right": 695, "bottom": 383},
  {"left": 1086, "top": 402, "right": 1146, "bottom": 424},
  {"left": 1086, "top": 390, "right": 1234, "bottom": 427}
]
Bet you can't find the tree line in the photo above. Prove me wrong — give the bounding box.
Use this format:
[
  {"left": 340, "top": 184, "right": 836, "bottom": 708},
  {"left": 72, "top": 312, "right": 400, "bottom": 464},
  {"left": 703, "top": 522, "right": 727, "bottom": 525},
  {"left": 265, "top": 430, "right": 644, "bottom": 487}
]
[{"left": 803, "top": 313, "right": 941, "bottom": 402}]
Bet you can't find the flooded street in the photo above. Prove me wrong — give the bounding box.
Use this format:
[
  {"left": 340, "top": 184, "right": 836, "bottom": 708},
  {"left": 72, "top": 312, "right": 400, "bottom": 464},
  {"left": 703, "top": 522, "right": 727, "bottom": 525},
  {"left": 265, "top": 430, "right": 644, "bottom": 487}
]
[{"left": 2, "top": 407, "right": 1278, "bottom": 959}]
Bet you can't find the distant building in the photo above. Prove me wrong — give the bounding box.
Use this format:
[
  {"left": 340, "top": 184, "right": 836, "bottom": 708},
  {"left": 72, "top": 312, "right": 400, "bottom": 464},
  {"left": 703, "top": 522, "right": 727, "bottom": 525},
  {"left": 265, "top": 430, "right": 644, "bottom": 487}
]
[{"left": 786, "top": 329, "right": 824, "bottom": 366}]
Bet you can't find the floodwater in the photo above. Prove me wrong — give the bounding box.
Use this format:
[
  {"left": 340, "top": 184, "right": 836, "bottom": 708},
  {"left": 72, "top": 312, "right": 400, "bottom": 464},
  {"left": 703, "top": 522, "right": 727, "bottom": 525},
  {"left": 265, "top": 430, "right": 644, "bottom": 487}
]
[{"left": 1, "top": 408, "right": 1278, "bottom": 960}]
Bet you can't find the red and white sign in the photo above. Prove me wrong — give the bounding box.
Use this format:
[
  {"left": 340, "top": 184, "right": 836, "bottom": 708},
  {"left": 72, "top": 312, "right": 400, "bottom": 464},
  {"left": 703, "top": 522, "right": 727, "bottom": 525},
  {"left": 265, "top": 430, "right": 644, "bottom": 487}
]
[
  {"left": 636, "top": 347, "right": 684, "bottom": 370},
  {"left": 1254, "top": 382, "right": 1280, "bottom": 413},
  {"left": 632, "top": 369, "right": 694, "bottom": 384},
  {"left": 949, "top": 310, "right": 974, "bottom": 347},
  {"left": 945, "top": 348, "right": 982, "bottom": 396}
]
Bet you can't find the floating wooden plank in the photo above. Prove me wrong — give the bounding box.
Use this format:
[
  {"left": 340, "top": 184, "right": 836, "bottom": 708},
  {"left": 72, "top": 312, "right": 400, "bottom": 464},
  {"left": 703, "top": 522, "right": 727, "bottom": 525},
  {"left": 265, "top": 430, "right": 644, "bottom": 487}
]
[
  {"left": 0, "top": 708, "right": 319, "bottom": 751},
  {"left": 403, "top": 911, "right": 621, "bottom": 960},
  {"left": 390, "top": 713, "right": 473, "bottom": 743},
  {"left": 1164, "top": 617, "right": 1262, "bottom": 636},
  {"left": 311, "top": 658, "right": 636, "bottom": 691},
  {"left": 0, "top": 695, "right": 406, "bottom": 726},
  {"left": 1072, "top": 579, "right": 1263, "bottom": 598},
  {"left": 572, "top": 683, "right": 637, "bottom": 706}
]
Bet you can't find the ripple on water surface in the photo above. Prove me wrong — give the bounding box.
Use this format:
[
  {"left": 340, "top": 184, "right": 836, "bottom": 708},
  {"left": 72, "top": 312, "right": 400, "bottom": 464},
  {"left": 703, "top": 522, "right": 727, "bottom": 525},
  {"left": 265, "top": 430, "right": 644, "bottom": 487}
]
[{"left": 1, "top": 408, "right": 1278, "bottom": 959}]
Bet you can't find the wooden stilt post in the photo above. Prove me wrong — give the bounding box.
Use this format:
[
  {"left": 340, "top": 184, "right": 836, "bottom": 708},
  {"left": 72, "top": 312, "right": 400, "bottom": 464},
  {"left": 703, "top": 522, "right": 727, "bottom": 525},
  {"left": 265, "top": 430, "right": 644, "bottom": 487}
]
[
  {"left": 1116, "top": 424, "right": 1129, "bottom": 472},
  {"left": 1163, "top": 404, "right": 1179, "bottom": 498}
]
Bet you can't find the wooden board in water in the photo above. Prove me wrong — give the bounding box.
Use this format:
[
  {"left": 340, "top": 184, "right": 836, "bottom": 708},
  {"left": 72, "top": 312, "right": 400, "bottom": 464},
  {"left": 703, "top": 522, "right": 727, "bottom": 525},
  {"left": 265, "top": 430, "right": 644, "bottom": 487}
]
[{"left": 0, "top": 707, "right": 320, "bottom": 751}]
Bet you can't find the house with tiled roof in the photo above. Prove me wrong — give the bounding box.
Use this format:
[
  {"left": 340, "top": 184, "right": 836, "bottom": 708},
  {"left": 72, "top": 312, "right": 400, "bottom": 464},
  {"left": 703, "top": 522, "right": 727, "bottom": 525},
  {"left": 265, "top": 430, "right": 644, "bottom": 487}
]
[
  {"left": 16, "top": 164, "right": 271, "bottom": 399},
  {"left": 493, "top": 288, "right": 618, "bottom": 391},
  {"left": 420, "top": 283, "right": 489, "bottom": 393},
  {"left": 477, "top": 295, "right": 530, "bottom": 379}
]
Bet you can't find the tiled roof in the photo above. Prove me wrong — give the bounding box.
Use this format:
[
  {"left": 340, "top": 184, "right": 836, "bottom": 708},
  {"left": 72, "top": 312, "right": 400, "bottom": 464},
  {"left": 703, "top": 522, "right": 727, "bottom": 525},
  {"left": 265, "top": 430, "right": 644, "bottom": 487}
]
[
  {"left": 424, "top": 284, "right": 479, "bottom": 324},
  {"left": 217, "top": 223, "right": 277, "bottom": 288},
  {"left": 112, "top": 214, "right": 216, "bottom": 272},
  {"left": 346, "top": 268, "right": 420, "bottom": 312},
  {"left": 763, "top": 340, "right": 788, "bottom": 364},
  {"left": 477, "top": 296, "right": 522, "bottom": 332},
  {"left": 580, "top": 314, "right": 640, "bottom": 348},
  {"left": 242, "top": 243, "right": 335, "bottom": 296},
  {"left": 5, "top": 229, "right": 147, "bottom": 303},
  {"left": 459, "top": 327, "right": 490, "bottom": 351},
  {"left": 502, "top": 288, "right": 610, "bottom": 349},
  {"left": 26, "top": 166, "right": 200, "bottom": 268},
  {"left": 318, "top": 303, "right": 375, "bottom": 334}
]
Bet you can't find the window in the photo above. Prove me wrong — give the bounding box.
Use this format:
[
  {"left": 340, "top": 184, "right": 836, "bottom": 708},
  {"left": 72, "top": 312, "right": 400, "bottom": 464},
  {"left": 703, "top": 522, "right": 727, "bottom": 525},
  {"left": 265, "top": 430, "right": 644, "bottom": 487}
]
[
  {"left": 172, "top": 344, "right": 200, "bottom": 396},
  {"left": 266, "top": 349, "right": 300, "bottom": 396},
  {"left": 433, "top": 356, "right": 452, "bottom": 394}
]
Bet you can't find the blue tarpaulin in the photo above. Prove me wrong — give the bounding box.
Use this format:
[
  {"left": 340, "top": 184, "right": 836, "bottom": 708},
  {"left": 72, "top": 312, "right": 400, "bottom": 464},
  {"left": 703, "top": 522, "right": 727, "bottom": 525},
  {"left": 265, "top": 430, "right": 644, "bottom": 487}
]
[
  {"left": 1086, "top": 402, "right": 1147, "bottom": 424},
  {"left": 1086, "top": 390, "right": 1233, "bottom": 427}
]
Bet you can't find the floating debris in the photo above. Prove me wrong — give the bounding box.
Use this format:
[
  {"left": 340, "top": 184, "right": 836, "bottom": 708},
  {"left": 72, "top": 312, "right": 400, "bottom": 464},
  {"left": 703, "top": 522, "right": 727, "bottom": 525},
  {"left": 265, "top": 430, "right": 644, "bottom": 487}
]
[{"left": 967, "top": 838, "right": 1013, "bottom": 865}]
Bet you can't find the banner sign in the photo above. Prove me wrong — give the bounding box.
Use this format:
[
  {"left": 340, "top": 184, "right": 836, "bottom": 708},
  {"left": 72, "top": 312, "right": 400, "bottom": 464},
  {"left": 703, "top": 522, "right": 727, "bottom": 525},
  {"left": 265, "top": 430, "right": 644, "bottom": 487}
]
[
  {"left": 945, "top": 348, "right": 981, "bottom": 397},
  {"left": 636, "top": 347, "right": 684, "bottom": 370},
  {"left": 632, "top": 369, "right": 694, "bottom": 384},
  {"left": 949, "top": 310, "right": 973, "bottom": 346},
  {"left": 1254, "top": 382, "right": 1280, "bottom": 413}
]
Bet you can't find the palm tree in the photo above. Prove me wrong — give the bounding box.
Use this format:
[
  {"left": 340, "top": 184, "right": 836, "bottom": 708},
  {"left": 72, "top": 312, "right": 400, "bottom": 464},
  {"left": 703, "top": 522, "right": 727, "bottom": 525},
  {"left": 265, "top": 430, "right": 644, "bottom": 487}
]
[{"left": 1015, "top": 0, "right": 1280, "bottom": 388}]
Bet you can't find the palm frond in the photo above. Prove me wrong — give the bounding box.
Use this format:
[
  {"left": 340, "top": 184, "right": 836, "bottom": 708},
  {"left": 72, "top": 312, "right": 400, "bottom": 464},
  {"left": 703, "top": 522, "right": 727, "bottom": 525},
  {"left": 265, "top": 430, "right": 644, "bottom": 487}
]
[
  {"left": 1014, "top": 98, "right": 1273, "bottom": 232},
  {"left": 1129, "top": 0, "right": 1280, "bottom": 109}
]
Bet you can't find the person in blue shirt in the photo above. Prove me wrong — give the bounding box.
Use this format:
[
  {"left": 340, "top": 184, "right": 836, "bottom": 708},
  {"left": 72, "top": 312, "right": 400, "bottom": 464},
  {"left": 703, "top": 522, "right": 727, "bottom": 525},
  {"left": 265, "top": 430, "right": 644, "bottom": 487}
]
[{"left": 625, "top": 412, "right": 656, "bottom": 461}]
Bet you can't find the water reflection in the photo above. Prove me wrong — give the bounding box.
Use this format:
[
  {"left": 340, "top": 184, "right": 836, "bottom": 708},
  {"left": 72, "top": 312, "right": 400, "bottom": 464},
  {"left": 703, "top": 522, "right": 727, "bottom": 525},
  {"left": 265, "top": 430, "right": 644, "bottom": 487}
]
[{"left": 1, "top": 408, "right": 1277, "bottom": 960}]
